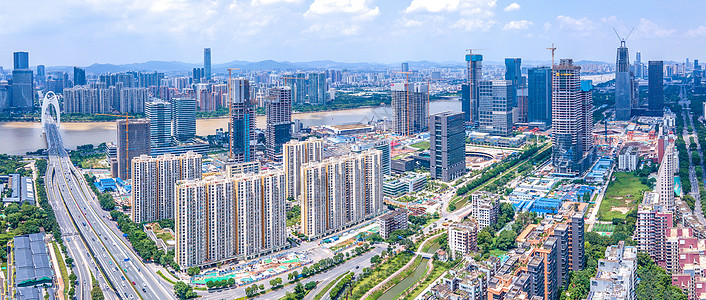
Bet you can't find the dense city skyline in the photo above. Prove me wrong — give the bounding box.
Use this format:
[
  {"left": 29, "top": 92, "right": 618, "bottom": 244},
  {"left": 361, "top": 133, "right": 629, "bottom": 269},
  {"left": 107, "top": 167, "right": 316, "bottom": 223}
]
[{"left": 3, "top": 1, "right": 706, "bottom": 67}]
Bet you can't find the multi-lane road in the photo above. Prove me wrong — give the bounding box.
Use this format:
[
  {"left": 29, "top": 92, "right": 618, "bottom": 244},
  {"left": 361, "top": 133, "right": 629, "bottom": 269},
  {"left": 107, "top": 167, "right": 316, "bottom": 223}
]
[{"left": 44, "top": 116, "right": 174, "bottom": 300}]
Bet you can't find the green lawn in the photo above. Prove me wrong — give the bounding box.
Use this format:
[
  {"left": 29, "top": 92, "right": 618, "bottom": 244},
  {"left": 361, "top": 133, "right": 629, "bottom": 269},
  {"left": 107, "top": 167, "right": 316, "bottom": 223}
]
[
  {"left": 410, "top": 141, "right": 430, "bottom": 150},
  {"left": 593, "top": 223, "right": 616, "bottom": 233},
  {"left": 52, "top": 242, "right": 69, "bottom": 297},
  {"left": 598, "top": 172, "right": 649, "bottom": 221},
  {"left": 313, "top": 272, "right": 351, "bottom": 300},
  {"left": 157, "top": 232, "right": 173, "bottom": 241}
]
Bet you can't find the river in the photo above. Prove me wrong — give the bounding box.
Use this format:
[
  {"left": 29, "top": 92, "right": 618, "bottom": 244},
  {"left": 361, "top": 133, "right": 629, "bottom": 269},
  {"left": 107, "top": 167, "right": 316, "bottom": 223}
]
[{"left": 0, "top": 100, "right": 461, "bottom": 155}]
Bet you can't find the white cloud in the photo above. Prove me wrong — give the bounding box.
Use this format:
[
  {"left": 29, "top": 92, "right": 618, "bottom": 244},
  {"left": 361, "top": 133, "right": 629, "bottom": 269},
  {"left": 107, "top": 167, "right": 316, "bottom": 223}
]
[
  {"left": 503, "top": 3, "right": 520, "bottom": 11},
  {"left": 406, "top": 0, "right": 460, "bottom": 13},
  {"left": 251, "top": 0, "right": 302, "bottom": 5},
  {"left": 685, "top": 25, "right": 706, "bottom": 38},
  {"left": 453, "top": 18, "right": 496, "bottom": 31},
  {"left": 306, "top": 0, "right": 380, "bottom": 18},
  {"left": 503, "top": 20, "right": 532, "bottom": 30},
  {"left": 543, "top": 22, "right": 551, "bottom": 31},
  {"left": 555, "top": 15, "right": 596, "bottom": 31},
  {"left": 636, "top": 18, "right": 675, "bottom": 38},
  {"left": 400, "top": 17, "right": 423, "bottom": 27}
]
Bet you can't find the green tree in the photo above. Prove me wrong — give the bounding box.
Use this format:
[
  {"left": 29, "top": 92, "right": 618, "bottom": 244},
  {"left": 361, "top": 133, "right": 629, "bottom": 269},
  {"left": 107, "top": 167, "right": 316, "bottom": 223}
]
[
  {"left": 173, "top": 281, "right": 196, "bottom": 299},
  {"left": 495, "top": 230, "right": 517, "bottom": 251},
  {"left": 91, "top": 276, "right": 104, "bottom": 300}
]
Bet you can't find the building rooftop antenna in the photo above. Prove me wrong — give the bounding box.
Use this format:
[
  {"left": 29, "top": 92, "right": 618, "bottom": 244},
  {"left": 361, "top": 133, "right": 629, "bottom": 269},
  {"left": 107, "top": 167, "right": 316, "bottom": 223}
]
[{"left": 613, "top": 27, "right": 635, "bottom": 47}]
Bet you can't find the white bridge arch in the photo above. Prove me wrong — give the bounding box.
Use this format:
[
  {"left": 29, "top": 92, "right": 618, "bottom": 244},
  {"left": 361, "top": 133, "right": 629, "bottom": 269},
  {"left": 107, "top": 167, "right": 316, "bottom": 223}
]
[{"left": 41, "top": 91, "right": 61, "bottom": 131}]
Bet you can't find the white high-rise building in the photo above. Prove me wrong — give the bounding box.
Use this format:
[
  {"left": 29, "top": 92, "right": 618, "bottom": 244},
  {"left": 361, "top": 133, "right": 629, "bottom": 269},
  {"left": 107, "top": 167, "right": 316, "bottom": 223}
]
[
  {"left": 469, "top": 192, "right": 500, "bottom": 231},
  {"left": 587, "top": 241, "right": 637, "bottom": 300},
  {"left": 656, "top": 143, "right": 677, "bottom": 211},
  {"left": 131, "top": 151, "right": 202, "bottom": 223},
  {"left": 174, "top": 170, "right": 286, "bottom": 268},
  {"left": 301, "top": 150, "right": 383, "bottom": 239},
  {"left": 283, "top": 138, "right": 323, "bottom": 200}
]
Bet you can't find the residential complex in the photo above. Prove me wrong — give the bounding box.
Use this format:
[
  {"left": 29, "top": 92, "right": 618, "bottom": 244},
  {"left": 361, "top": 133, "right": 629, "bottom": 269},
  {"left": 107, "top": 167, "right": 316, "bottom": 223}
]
[
  {"left": 617, "top": 146, "right": 638, "bottom": 171},
  {"left": 116, "top": 118, "right": 151, "bottom": 180},
  {"left": 448, "top": 221, "right": 478, "bottom": 260},
  {"left": 283, "top": 138, "right": 324, "bottom": 200},
  {"left": 300, "top": 150, "right": 384, "bottom": 239},
  {"left": 174, "top": 170, "right": 286, "bottom": 268},
  {"left": 635, "top": 191, "right": 673, "bottom": 268},
  {"left": 131, "top": 151, "right": 202, "bottom": 223}
]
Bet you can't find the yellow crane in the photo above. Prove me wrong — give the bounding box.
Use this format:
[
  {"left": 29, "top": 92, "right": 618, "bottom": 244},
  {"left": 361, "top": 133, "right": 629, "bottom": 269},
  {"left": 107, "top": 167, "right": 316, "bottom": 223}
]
[
  {"left": 96, "top": 113, "right": 136, "bottom": 177},
  {"left": 547, "top": 43, "right": 557, "bottom": 67}
]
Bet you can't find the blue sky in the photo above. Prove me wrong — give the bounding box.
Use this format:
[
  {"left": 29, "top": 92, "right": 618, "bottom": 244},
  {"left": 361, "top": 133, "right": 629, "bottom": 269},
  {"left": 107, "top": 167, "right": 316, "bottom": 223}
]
[{"left": 1, "top": 0, "right": 705, "bottom": 67}]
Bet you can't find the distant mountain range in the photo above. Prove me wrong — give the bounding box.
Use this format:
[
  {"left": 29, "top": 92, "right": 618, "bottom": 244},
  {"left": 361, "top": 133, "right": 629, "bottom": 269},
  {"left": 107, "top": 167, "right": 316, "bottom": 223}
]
[{"left": 43, "top": 59, "right": 615, "bottom": 74}]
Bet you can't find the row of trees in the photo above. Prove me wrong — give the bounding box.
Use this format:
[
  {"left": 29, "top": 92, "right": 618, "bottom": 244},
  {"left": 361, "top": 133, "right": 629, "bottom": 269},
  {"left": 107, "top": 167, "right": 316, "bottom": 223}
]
[
  {"left": 456, "top": 145, "right": 546, "bottom": 196},
  {"left": 109, "top": 210, "right": 179, "bottom": 271}
]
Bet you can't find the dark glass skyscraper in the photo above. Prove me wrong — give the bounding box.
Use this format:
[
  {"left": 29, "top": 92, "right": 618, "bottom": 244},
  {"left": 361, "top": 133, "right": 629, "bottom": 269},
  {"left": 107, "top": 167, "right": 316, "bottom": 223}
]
[
  {"left": 204, "top": 48, "right": 211, "bottom": 81},
  {"left": 615, "top": 41, "right": 632, "bottom": 120},
  {"left": 73, "top": 67, "right": 86, "bottom": 86},
  {"left": 649, "top": 61, "right": 664, "bottom": 113},
  {"left": 266, "top": 87, "right": 292, "bottom": 161},
  {"left": 504, "top": 58, "right": 522, "bottom": 87},
  {"left": 430, "top": 111, "right": 466, "bottom": 182},
  {"left": 13, "top": 52, "right": 28, "bottom": 69},
  {"left": 464, "top": 53, "right": 483, "bottom": 125},
  {"left": 11, "top": 51, "right": 34, "bottom": 111},
  {"left": 228, "top": 78, "right": 255, "bottom": 162},
  {"left": 528, "top": 67, "right": 552, "bottom": 125}
]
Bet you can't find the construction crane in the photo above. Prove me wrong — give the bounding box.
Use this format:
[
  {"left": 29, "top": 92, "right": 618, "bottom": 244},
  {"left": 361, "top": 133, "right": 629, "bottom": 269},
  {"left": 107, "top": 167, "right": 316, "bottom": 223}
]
[
  {"left": 96, "top": 113, "right": 136, "bottom": 177},
  {"left": 547, "top": 43, "right": 557, "bottom": 67},
  {"left": 227, "top": 68, "right": 240, "bottom": 159},
  {"left": 465, "top": 48, "right": 487, "bottom": 55},
  {"left": 613, "top": 27, "right": 635, "bottom": 46}
]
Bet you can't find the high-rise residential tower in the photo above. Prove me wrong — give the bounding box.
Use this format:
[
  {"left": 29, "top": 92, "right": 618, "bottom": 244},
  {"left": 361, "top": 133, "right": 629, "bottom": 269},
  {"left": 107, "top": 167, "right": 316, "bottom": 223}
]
[
  {"left": 228, "top": 78, "right": 256, "bottom": 162},
  {"left": 145, "top": 100, "right": 173, "bottom": 148},
  {"left": 132, "top": 151, "right": 202, "bottom": 223},
  {"left": 301, "top": 150, "right": 383, "bottom": 239},
  {"left": 204, "top": 48, "right": 211, "bottom": 81},
  {"left": 117, "top": 119, "right": 151, "bottom": 180},
  {"left": 478, "top": 80, "right": 515, "bottom": 136},
  {"left": 615, "top": 41, "right": 633, "bottom": 120},
  {"left": 649, "top": 61, "right": 664, "bottom": 114},
  {"left": 465, "top": 53, "right": 483, "bottom": 125},
  {"left": 283, "top": 138, "right": 323, "bottom": 200},
  {"left": 391, "top": 82, "right": 429, "bottom": 136},
  {"left": 307, "top": 72, "right": 327, "bottom": 105},
  {"left": 552, "top": 59, "right": 593, "bottom": 175},
  {"left": 266, "top": 87, "right": 292, "bottom": 161},
  {"left": 430, "top": 111, "right": 466, "bottom": 182}
]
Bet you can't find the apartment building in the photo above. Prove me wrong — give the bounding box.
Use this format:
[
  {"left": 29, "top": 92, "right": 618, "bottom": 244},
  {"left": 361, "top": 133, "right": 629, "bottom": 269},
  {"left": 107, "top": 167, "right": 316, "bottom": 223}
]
[
  {"left": 377, "top": 209, "right": 408, "bottom": 239},
  {"left": 283, "top": 138, "right": 323, "bottom": 200},
  {"left": 469, "top": 192, "right": 500, "bottom": 231},
  {"left": 300, "top": 150, "right": 383, "bottom": 239},
  {"left": 635, "top": 191, "right": 673, "bottom": 268},
  {"left": 448, "top": 221, "right": 478, "bottom": 260},
  {"left": 131, "top": 151, "right": 202, "bottom": 223},
  {"left": 174, "top": 171, "right": 286, "bottom": 268}
]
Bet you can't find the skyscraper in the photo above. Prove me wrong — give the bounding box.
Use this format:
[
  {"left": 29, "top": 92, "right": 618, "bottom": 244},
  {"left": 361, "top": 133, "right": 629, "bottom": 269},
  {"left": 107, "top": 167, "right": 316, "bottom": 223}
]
[
  {"left": 504, "top": 58, "right": 522, "bottom": 88},
  {"left": 649, "top": 61, "right": 664, "bottom": 114},
  {"left": 228, "top": 78, "right": 256, "bottom": 162},
  {"left": 11, "top": 51, "right": 34, "bottom": 111},
  {"left": 465, "top": 53, "right": 483, "bottom": 125},
  {"left": 266, "top": 87, "right": 292, "bottom": 161},
  {"left": 170, "top": 98, "right": 196, "bottom": 141},
  {"left": 283, "top": 138, "right": 323, "bottom": 200},
  {"left": 528, "top": 67, "right": 552, "bottom": 126},
  {"left": 634, "top": 51, "right": 644, "bottom": 79},
  {"left": 132, "top": 151, "right": 202, "bottom": 223},
  {"left": 13, "top": 52, "right": 28, "bottom": 69},
  {"left": 36, "top": 65, "right": 45, "bottom": 86},
  {"left": 73, "top": 67, "right": 86, "bottom": 86},
  {"left": 391, "top": 82, "right": 429, "bottom": 136},
  {"left": 552, "top": 59, "right": 593, "bottom": 175},
  {"left": 145, "top": 100, "right": 173, "bottom": 148},
  {"left": 615, "top": 41, "right": 633, "bottom": 120},
  {"left": 478, "top": 80, "right": 514, "bottom": 136},
  {"left": 307, "top": 72, "right": 327, "bottom": 105},
  {"left": 203, "top": 48, "right": 211, "bottom": 81},
  {"left": 430, "top": 111, "right": 466, "bottom": 182},
  {"left": 117, "top": 119, "right": 151, "bottom": 180},
  {"left": 581, "top": 80, "right": 595, "bottom": 153},
  {"left": 401, "top": 62, "right": 409, "bottom": 73}
]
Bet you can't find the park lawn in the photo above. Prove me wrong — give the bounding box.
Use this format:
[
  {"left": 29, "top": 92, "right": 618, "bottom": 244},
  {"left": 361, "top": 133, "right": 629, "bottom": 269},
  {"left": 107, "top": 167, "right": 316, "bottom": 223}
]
[
  {"left": 598, "top": 172, "right": 649, "bottom": 221},
  {"left": 410, "top": 141, "right": 430, "bottom": 150}
]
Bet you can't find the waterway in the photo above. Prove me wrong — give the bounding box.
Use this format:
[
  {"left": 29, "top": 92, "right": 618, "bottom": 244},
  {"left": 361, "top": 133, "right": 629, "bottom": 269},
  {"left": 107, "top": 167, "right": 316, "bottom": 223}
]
[
  {"left": 0, "top": 100, "right": 461, "bottom": 155},
  {"left": 378, "top": 257, "right": 430, "bottom": 300}
]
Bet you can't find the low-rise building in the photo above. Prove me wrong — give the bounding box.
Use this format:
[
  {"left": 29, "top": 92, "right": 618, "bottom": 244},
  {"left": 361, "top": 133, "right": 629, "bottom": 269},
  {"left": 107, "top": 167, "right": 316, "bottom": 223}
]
[
  {"left": 13, "top": 233, "right": 55, "bottom": 299},
  {"left": 378, "top": 209, "right": 408, "bottom": 239},
  {"left": 448, "top": 221, "right": 478, "bottom": 260},
  {"left": 382, "top": 173, "right": 428, "bottom": 197},
  {"left": 618, "top": 146, "right": 638, "bottom": 171},
  {"left": 587, "top": 241, "right": 637, "bottom": 300}
]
